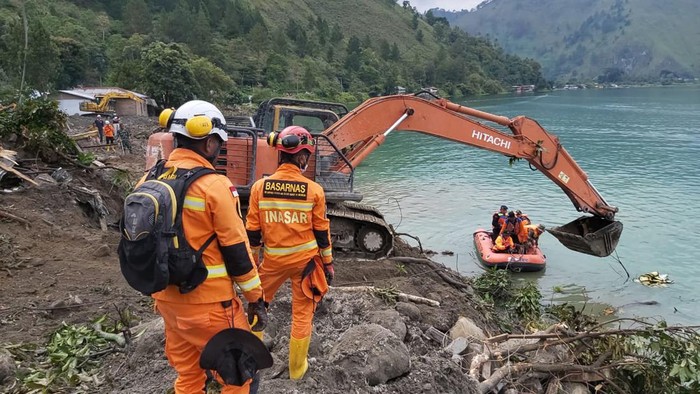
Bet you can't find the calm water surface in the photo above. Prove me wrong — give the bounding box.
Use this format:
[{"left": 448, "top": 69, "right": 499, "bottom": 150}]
[{"left": 353, "top": 86, "right": 700, "bottom": 325}]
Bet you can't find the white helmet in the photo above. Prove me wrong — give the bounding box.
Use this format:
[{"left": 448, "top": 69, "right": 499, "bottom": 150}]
[{"left": 160, "top": 100, "right": 227, "bottom": 141}]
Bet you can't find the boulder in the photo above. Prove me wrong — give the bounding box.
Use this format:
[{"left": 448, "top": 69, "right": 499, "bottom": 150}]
[
  {"left": 395, "top": 301, "right": 421, "bottom": 321},
  {"left": 367, "top": 309, "right": 407, "bottom": 341},
  {"left": 449, "top": 316, "right": 486, "bottom": 341},
  {"left": 329, "top": 323, "right": 410, "bottom": 386}
]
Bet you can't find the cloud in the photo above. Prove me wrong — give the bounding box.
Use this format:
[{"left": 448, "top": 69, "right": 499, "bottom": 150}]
[{"left": 407, "top": 0, "right": 483, "bottom": 12}]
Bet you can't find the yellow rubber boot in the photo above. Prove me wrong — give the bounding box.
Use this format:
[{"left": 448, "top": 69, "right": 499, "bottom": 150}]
[
  {"left": 288, "top": 336, "right": 310, "bottom": 380},
  {"left": 252, "top": 330, "right": 264, "bottom": 341}
]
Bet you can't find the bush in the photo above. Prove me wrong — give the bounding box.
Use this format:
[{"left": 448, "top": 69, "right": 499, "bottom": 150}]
[{"left": 0, "top": 97, "right": 77, "bottom": 162}]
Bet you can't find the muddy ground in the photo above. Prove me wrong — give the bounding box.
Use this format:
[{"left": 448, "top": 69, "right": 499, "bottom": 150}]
[{"left": 0, "top": 115, "right": 500, "bottom": 393}]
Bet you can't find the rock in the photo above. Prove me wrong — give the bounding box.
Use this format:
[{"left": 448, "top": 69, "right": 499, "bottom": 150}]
[
  {"left": 444, "top": 336, "right": 469, "bottom": 355},
  {"left": 0, "top": 348, "right": 15, "bottom": 384},
  {"left": 329, "top": 323, "right": 410, "bottom": 386},
  {"left": 34, "top": 173, "right": 58, "bottom": 188},
  {"left": 448, "top": 316, "right": 486, "bottom": 341},
  {"left": 93, "top": 244, "right": 111, "bottom": 257},
  {"left": 367, "top": 309, "right": 407, "bottom": 341},
  {"left": 130, "top": 318, "right": 165, "bottom": 362},
  {"left": 395, "top": 301, "right": 421, "bottom": 321}
]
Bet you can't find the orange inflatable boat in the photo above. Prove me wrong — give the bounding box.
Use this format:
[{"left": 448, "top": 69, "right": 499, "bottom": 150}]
[{"left": 473, "top": 229, "right": 546, "bottom": 272}]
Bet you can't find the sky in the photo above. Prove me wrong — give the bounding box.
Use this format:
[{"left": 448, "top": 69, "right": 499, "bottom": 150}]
[{"left": 407, "top": 0, "right": 483, "bottom": 12}]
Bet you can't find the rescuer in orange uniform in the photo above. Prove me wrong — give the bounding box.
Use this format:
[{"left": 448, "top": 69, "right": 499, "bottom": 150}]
[
  {"left": 146, "top": 100, "right": 268, "bottom": 394},
  {"left": 245, "top": 125, "right": 334, "bottom": 381}
]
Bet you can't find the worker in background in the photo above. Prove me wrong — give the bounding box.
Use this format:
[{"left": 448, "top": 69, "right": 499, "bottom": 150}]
[
  {"left": 118, "top": 123, "right": 133, "bottom": 154},
  {"left": 112, "top": 115, "right": 121, "bottom": 138},
  {"left": 500, "top": 211, "right": 525, "bottom": 244},
  {"left": 147, "top": 100, "right": 267, "bottom": 393},
  {"left": 103, "top": 121, "right": 115, "bottom": 151},
  {"left": 492, "top": 231, "right": 516, "bottom": 252},
  {"left": 94, "top": 115, "right": 104, "bottom": 143},
  {"left": 491, "top": 204, "right": 508, "bottom": 241},
  {"left": 246, "top": 125, "right": 334, "bottom": 381}
]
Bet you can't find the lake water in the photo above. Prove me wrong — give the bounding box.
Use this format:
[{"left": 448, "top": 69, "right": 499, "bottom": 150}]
[{"left": 352, "top": 86, "right": 700, "bottom": 325}]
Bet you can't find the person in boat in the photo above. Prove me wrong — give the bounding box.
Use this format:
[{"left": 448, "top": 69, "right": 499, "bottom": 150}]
[
  {"left": 525, "top": 223, "right": 545, "bottom": 247},
  {"left": 501, "top": 211, "right": 526, "bottom": 243},
  {"left": 491, "top": 205, "right": 508, "bottom": 241},
  {"left": 516, "top": 210, "right": 531, "bottom": 225},
  {"left": 492, "top": 231, "right": 516, "bottom": 253}
]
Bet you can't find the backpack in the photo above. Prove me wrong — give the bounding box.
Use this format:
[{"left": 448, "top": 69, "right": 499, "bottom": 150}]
[{"left": 118, "top": 160, "right": 217, "bottom": 295}]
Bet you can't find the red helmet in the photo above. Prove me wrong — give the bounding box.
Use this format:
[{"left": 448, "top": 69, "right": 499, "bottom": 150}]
[{"left": 267, "top": 126, "right": 315, "bottom": 154}]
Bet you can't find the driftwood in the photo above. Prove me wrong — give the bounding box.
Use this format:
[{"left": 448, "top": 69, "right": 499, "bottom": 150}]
[
  {"left": 93, "top": 322, "right": 126, "bottom": 347},
  {"left": 424, "top": 326, "right": 448, "bottom": 346},
  {"left": 0, "top": 161, "right": 38, "bottom": 186},
  {"left": 69, "top": 129, "right": 98, "bottom": 141},
  {"left": 0, "top": 209, "right": 30, "bottom": 228},
  {"left": 330, "top": 285, "right": 440, "bottom": 307}
]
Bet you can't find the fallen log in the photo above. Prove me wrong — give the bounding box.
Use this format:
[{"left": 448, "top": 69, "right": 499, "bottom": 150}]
[{"left": 330, "top": 285, "right": 440, "bottom": 307}]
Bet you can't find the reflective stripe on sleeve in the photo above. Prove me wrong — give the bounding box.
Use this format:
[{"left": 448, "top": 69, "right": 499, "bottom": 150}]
[
  {"left": 259, "top": 200, "right": 313, "bottom": 211},
  {"left": 321, "top": 247, "right": 332, "bottom": 257},
  {"left": 183, "top": 196, "right": 205, "bottom": 212},
  {"left": 264, "top": 239, "right": 318, "bottom": 256},
  {"left": 207, "top": 264, "right": 228, "bottom": 279},
  {"left": 237, "top": 275, "right": 261, "bottom": 292}
]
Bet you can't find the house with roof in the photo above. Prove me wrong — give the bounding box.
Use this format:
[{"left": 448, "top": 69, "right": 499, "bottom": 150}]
[{"left": 55, "top": 87, "right": 157, "bottom": 116}]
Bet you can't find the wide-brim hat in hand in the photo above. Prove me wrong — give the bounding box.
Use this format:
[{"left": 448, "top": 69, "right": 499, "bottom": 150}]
[{"left": 200, "top": 328, "right": 273, "bottom": 386}]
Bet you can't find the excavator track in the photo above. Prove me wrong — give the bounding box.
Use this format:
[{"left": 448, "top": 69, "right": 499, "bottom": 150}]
[{"left": 327, "top": 201, "right": 394, "bottom": 260}]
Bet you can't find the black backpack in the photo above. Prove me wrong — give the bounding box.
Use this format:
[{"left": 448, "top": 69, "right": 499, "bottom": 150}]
[{"left": 118, "top": 160, "right": 217, "bottom": 295}]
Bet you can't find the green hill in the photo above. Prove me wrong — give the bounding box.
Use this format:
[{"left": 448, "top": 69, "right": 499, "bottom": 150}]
[
  {"left": 437, "top": 0, "right": 700, "bottom": 83},
  {"left": 0, "top": 0, "right": 546, "bottom": 107}
]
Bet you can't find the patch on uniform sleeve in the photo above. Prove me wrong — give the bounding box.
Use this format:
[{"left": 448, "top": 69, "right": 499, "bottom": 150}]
[
  {"left": 230, "top": 186, "right": 239, "bottom": 198},
  {"left": 262, "top": 179, "right": 308, "bottom": 200}
]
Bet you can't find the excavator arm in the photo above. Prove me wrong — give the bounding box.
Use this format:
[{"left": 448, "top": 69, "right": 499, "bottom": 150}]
[{"left": 323, "top": 94, "right": 622, "bottom": 257}]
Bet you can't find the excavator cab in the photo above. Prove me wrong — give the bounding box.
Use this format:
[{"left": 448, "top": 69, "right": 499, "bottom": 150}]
[{"left": 548, "top": 216, "right": 623, "bottom": 257}]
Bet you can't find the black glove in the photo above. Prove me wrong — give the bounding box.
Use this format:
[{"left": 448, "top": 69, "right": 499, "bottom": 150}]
[
  {"left": 323, "top": 262, "right": 335, "bottom": 286},
  {"left": 247, "top": 298, "right": 268, "bottom": 331}
]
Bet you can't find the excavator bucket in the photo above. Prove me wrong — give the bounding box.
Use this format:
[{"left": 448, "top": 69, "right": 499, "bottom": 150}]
[{"left": 547, "top": 216, "right": 623, "bottom": 257}]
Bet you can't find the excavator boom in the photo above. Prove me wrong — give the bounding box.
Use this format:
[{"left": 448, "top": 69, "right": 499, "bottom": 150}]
[
  {"left": 323, "top": 94, "right": 622, "bottom": 257},
  {"left": 146, "top": 94, "right": 622, "bottom": 258}
]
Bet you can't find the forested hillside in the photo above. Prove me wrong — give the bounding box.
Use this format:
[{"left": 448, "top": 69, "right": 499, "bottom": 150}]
[
  {"left": 0, "top": 0, "right": 547, "bottom": 107},
  {"left": 436, "top": 0, "right": 700, "bottom": 83}
]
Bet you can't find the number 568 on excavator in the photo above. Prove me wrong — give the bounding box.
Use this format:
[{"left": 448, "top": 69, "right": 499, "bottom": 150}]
[{"left": 146, "top": 92, "right": 623, "bottom": 259}]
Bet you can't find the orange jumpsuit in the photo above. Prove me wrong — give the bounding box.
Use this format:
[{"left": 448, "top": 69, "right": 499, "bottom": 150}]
[
  {"left": 140, "top": 149, "right": 263, "bottom": 394},
  {"left": 245, "top": 163, "right": 332, "bottom": 379}
]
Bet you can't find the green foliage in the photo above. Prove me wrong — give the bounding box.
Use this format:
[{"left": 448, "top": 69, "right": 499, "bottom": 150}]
[
  {"left": 511, "top": 282, "right": 541, "bottom": 321},
  {"left": 140, "top": 42, "right": 197, "bottom": 107},
  {"left": 0, "top": 0, "right": 549, "bottom": 103},
  {"left": 6, "top": 318, "right": 118, "bottom": 393},
  {"left": 0, "top": 96, "right": 78, "bottom": 162},
  {"left": 77, "top": 152, "right": 96, "bottom": 166},
  {"left": 473, "top": 268, "right": 513, "bottom": 305},
  {"left": 474, "top": 269, "right": 542, "bottom": 322}
]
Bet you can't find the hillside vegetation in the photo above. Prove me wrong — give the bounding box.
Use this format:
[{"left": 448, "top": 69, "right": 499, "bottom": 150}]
[
  {"left": 0, "top": 0, "right": 547, "bottom": 107},
  {"left": 438, "top": 0, "right": 700, "bottom": 83}
]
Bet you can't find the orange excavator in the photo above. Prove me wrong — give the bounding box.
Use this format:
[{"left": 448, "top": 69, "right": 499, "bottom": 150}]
[{"left": 146, "top": 92, "right": 622, "bottom": 259}]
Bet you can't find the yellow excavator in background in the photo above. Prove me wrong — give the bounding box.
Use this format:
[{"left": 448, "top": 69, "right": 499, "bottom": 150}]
[{"left": 79, "top": 92, "right": 144, "bottom": 114}]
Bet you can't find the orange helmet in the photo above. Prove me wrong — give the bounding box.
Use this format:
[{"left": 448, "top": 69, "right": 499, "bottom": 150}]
[{"left": 267, "top": 126, "right": 315, "bottom": 154}]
